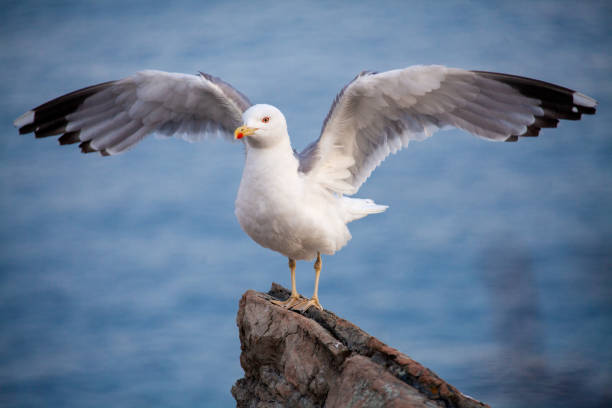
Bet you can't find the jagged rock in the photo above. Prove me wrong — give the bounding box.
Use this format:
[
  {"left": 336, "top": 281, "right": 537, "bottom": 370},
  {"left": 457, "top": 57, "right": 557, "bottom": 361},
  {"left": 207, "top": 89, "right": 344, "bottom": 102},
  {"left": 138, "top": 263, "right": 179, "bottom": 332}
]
[{"left": 232, "top": 283, "right": 489, "bottom": 408}]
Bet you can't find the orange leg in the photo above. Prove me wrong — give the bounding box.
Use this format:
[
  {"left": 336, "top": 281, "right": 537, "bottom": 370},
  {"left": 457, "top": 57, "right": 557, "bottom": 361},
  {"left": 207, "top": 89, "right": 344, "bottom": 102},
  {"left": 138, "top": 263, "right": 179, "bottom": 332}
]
[
  {"left": 271, "top": 258, "right": 303, "bottom": 308},
  {"left": 293, "top": 253, "right": 323, "bottom": 311}
]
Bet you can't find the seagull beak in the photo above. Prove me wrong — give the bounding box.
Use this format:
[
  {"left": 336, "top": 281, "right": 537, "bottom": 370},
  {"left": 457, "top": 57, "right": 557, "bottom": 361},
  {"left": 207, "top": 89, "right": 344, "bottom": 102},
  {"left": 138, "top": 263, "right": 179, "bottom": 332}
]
[{"left": 234, "top": 126, "right": 257, "bottom": 140}]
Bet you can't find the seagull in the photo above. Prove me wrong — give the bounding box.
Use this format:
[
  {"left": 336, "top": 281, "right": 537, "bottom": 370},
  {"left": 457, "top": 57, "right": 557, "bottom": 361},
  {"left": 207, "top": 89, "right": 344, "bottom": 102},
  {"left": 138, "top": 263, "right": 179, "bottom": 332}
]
[{"left": 14, "top": 65, "right": 597, "bottom": 311}]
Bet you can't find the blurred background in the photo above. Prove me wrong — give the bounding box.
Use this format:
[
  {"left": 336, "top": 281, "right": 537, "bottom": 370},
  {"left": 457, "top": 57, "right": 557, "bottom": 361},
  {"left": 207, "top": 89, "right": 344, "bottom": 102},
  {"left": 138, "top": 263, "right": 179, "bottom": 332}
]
[{"left": 1, "top": 1, "right": 610, "bottom": 407}]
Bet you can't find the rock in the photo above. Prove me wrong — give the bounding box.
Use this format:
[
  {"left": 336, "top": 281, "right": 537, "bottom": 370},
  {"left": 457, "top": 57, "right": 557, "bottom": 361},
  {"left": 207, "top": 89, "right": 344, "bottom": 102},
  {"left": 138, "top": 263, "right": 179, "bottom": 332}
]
[{"left": 232, "top": 283, "right": 489, "bottom": 408}]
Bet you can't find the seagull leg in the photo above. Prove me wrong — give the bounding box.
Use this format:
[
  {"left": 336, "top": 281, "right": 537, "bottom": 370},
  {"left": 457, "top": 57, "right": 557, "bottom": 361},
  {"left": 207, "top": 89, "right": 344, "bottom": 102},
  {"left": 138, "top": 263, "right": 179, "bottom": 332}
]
[
  {"left": 293, "top": 252, "right": 323, "bottom": 311},
  {"left": 271, "top": 258, "right": 303, "bottom": 308}
]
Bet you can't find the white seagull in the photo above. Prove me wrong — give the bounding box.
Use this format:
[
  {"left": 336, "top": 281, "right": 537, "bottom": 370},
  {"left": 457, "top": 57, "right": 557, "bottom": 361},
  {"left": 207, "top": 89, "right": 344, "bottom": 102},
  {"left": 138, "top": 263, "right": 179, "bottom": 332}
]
[{"left": 14, "top": 66, "right": 597, "bottom": 311}]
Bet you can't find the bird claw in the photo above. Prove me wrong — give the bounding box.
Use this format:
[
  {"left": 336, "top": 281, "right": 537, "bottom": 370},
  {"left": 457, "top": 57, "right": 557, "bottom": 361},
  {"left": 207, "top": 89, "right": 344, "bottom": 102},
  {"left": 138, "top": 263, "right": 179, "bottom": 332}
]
[
  {"left": 272, "top": 253, "right": 324, "bottom": 312},
  {"left": 291, "top": 296, "right": 323, "bottom": 312},
  {"left": 271, "top": 294, "right": 323, "bottom": 312},
  {"left": 271, "top": 294, "right": 303, "bottom": 309}
]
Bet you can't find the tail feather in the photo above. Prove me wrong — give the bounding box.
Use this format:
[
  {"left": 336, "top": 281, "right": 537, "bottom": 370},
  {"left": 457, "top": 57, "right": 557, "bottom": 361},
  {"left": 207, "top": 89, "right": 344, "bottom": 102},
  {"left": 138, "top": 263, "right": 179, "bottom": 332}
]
[{"left": 342, "top": 197, "right": 388, "bottom": 223}]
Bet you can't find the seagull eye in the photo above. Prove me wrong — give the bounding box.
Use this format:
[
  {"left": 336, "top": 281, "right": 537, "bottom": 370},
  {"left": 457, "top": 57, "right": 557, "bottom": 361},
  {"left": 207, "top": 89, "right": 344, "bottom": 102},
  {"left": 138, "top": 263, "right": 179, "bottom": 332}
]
[{"left": 262, "top": 116, "right": 270, "bottom": 123}]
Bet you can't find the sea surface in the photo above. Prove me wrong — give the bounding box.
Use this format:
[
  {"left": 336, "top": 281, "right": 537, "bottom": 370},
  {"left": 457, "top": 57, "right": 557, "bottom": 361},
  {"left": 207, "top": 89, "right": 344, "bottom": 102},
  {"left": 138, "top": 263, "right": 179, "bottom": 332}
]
[{"left": 1, "top": 1, "right": 611, "bottom": 407}]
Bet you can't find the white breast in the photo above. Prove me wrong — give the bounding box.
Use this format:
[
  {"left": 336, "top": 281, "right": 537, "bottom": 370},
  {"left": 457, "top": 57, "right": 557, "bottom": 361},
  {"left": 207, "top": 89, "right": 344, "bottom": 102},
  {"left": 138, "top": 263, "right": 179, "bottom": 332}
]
[{"left": 234, "top": 144, "right": 351, "bottom": 261}]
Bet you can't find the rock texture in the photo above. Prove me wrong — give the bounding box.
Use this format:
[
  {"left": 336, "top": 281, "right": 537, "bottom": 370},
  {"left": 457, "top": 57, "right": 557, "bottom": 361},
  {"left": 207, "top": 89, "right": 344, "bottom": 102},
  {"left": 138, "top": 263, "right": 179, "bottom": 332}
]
[{"left": 232, "top": 284, "right": 489, "bottom": 408}]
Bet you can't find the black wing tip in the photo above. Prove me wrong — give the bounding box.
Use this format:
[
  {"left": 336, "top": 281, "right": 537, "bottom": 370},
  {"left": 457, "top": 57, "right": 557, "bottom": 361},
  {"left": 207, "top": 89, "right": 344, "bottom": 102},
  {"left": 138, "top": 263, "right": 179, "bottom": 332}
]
[
  {"left": 474, "top": 70, "right": 596, "bottom": 142},
  {"left": 577, "top": 104, "right": 596, "bottom": 115},
  {"left": 13, "top": 81, "right": 123, "bottom": 156},
  {"left": 58, "top": 131, "right": 81, "bottom": 145},
  {"left": 77, "top": 140, "right": 111, "bottom": 156},
  {"left": 79, "top": 141, "right": 96, "bottom": 153},
  {"left": 521, "top": 125, "right": 540, "bottom": 137},
  {"left": 34, "top": 118, "right": 68, "bottom": 138},
  {"left": 18, "top": 123, "right": 36, "bottom": 135}
]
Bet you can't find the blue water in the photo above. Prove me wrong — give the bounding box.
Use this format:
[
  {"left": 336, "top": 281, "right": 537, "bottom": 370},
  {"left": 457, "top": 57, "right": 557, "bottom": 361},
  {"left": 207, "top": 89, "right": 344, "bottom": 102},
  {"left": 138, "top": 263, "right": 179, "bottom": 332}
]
[{"left": 1, "top": 1, "right": 611, "bottom": 407}]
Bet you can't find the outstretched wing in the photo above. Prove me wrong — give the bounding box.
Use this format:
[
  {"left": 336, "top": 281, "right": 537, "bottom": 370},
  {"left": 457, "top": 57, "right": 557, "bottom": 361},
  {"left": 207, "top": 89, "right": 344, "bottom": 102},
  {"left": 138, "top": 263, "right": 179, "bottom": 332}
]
[
  {"left": 14, "top": 70, "right": 252, "bottom": 156},
  {"left": 298, "top": 65, "right": 597, "bottom": 195}
]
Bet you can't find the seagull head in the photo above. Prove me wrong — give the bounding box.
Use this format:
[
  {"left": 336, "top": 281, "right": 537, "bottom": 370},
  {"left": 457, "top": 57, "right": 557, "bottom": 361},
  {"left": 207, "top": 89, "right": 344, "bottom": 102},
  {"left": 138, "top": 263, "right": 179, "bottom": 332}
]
[{"left": 234, "top": 104, "right": 288, "bottom": 148}]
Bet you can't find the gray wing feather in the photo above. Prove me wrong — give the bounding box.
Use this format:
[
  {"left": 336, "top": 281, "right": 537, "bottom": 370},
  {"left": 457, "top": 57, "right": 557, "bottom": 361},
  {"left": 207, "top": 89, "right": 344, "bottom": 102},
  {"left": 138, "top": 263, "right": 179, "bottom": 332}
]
[
  {"left": 299, "top": 65, "right": 597, "bottom": 195},
  {"left": 14, "top": 70, "right": 252, "bottom": 156}
]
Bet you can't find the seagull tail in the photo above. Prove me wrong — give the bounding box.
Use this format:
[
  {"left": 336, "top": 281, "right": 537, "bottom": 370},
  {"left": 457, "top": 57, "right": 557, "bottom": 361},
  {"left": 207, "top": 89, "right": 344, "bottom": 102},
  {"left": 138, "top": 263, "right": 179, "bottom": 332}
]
[{"left": 341, "top": 197, "right": 388, "bottom": 223}]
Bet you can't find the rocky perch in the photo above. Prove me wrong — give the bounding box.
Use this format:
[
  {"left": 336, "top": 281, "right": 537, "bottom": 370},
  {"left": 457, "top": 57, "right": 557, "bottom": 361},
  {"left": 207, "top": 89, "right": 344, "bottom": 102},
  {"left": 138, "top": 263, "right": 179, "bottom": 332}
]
[{"left": 232, "top": 284, "right": 489, "bottom": 408}]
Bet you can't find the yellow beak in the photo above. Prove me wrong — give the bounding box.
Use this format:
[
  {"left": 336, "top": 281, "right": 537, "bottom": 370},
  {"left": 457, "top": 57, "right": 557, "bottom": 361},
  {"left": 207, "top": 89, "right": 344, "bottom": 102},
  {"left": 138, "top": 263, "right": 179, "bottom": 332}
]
[{"left": 234, "top": 126, "right": 257, "bottom": 140}]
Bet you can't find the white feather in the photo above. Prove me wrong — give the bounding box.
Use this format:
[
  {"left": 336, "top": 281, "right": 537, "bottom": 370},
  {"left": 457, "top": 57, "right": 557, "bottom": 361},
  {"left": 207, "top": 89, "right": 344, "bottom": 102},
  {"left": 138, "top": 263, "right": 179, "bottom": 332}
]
[
  {"left": 54, "top": 70, "right": 251, "bottom": 154},
  {"left": 13, "top": 110, "right": 34, "bottom": 128},
  {"left": 298, "top": 65, "right": 590, "bottom": 196},
  {"left": 573, "top": 91, "right": 597, "bottom": 107}
]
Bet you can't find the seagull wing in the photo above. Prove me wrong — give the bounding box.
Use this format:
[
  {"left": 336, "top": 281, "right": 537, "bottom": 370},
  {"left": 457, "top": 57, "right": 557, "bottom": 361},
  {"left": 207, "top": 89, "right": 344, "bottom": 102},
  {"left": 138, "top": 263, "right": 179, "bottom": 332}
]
[
  {"left": 298, "top": 65, "right": 597, "bottom": 195},
  {"left": 14, "top": 70, "right": 251, "bottom": 156}
]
